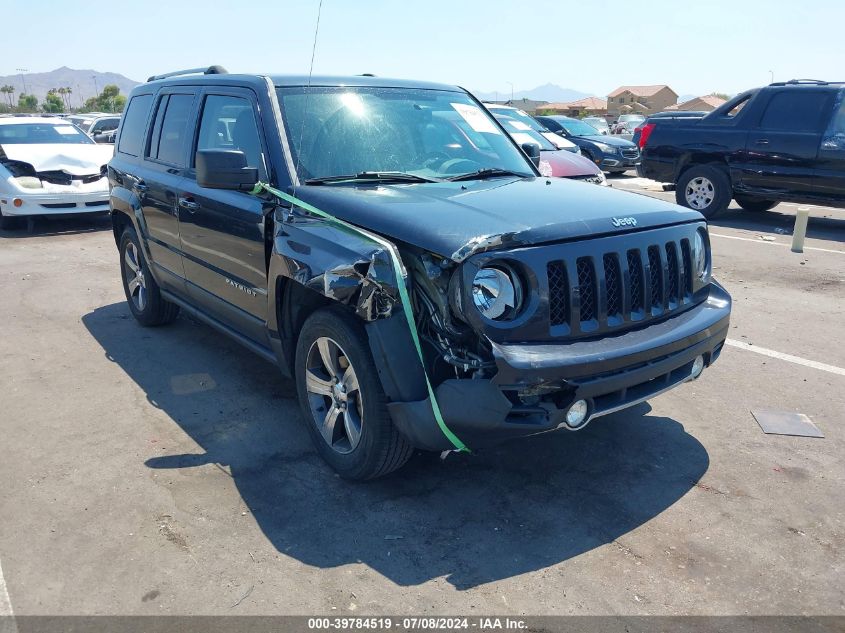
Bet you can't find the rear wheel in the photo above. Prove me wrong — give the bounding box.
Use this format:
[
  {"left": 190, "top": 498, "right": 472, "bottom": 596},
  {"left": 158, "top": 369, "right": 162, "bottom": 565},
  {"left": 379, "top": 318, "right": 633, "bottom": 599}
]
[
  {"left": 119, "top": 227, "right": 180, "bottom": 326},
  {"left": 676, "top": 165, "right": 732, "bottom": 219},
  {"left": 735, "top": 196, "right": 778, "bottom": 213},
  {"left": 295, "top": 308, "right": 413, "bottom": 480}
]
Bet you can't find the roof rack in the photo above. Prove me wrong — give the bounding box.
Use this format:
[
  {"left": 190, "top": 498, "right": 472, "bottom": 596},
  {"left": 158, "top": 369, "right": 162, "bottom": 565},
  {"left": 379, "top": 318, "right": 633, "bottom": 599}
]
[
  {"left": 147, "top": 65, "right": 228, "bottom": 83},
  {"left": 768, "top": 79, "right": 841, "bottom": 86}
]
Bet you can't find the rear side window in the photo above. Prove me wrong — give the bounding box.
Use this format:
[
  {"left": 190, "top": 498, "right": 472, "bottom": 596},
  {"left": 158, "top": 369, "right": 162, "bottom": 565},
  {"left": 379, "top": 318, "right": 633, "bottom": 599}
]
[
  {"left": 148, "top": 94, "right": 195, "bottom": 165},
  {"left": 759, "top": 92, "right": 831, "bottom": 132},
  {"left": 195, "top": 94, "right": 266, "bottom": 177},
  {"left": 117, "top": 94, "right": 153, "bottom": 156}
]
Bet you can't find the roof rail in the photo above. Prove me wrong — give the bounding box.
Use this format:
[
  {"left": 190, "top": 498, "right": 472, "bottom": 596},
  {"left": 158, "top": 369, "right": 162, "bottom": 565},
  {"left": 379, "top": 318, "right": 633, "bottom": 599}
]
[
  {"left": 147, "top": 65, "right": 228, "bottom": 83},
  {"left": 768, "top": 79, "right": 836, "bottom": 86}
]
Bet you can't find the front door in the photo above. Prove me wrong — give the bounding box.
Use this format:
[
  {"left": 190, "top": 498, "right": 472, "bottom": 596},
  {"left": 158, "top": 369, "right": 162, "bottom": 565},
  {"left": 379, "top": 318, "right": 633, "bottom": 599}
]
[
  {"left": 815, "top": 89, "right": 845, "bottom": 203},
  {"left": 177, "top": 89, "right": 272, "bottom": 346}
]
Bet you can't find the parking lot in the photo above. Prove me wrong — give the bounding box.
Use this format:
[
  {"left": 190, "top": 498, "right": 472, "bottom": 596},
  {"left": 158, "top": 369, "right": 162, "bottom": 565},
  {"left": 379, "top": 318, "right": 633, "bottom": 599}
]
[{"left": 0, "top": 178, "right": 843, "bottom": 617}]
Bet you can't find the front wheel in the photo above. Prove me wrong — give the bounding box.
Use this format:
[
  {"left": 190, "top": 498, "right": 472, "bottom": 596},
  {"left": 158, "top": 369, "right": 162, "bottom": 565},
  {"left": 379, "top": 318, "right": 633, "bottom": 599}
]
[
  {"left": 295, "top": 308, "right": 413, "bottom": 480},
  {"left": 676, "top": 165, "right": 732, "bottom": 219},
  {"left": 735, "top": 196, "right": 778, "bottom": 213}
]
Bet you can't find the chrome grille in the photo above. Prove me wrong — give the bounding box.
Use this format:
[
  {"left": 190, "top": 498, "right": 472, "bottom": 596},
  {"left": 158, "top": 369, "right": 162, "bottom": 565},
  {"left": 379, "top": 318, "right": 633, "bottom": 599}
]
[
  {"left": 547, "top": 261, "right": 568, "bottom": 326},
  {"left": 621, "top": 148, "right": 640, "bottom": 159},
  {"left": 547, "top": 238, "right": 695, "bottom": 336},
  {"left": 576, "top": 258, "right": 597, "bottom": 322}
]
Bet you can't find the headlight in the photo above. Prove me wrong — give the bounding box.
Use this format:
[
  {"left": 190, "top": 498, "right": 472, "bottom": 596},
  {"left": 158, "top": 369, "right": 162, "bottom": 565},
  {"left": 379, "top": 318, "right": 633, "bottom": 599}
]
[
  {"left": 595, "top": 143, "right": 617, "bottom": 154},
  {"left": 693, "top": 229, "right": 710, "bottom": 281},
  {"left": 472, "top": 265, "right": 522, "bottom": 320}
]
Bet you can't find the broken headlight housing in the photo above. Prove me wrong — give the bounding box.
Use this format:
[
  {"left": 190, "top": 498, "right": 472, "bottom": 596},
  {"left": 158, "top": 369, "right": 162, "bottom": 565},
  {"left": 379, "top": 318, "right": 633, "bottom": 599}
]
[{"left": 471, "top": 264, "right": 523, "bottom": 320}]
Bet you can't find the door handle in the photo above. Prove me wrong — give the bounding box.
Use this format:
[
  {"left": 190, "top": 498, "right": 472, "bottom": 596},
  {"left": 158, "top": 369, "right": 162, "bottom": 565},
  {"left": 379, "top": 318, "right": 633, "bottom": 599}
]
[
  {"left": 755, "top": 139, "right": 770, "bottom": 145},
  {"left": 178, "top": 197, "right": 199, "bottom": 212},
  {"left": 134, "top": 182, "right": 149, "bottom": 193}
]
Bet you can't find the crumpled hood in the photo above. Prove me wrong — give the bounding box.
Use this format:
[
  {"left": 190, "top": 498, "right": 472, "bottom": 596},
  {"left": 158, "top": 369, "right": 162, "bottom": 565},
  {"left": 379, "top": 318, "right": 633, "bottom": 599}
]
[
  {"left": 0, "top": 143, "right": 113, "bottom": 175},
  {"left": 292, "top": 177, "right": 702, "bottom": 261}
]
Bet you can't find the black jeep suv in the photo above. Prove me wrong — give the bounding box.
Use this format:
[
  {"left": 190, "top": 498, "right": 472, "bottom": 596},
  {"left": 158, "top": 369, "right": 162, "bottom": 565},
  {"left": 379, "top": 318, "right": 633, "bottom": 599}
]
[
  {"left": 108, "top": 67, "right": 731, "bottom": 480},
  {"left": 639, "top": 80, "right": 845, "bottom": 218}
]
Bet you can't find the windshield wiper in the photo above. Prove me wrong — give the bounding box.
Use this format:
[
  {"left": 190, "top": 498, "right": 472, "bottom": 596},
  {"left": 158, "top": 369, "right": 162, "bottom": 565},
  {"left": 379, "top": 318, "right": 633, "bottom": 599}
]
[
  {"left": 446, "top": 168, "right": 531, "bottom": 182},
  {"left": 304, "top": 171, "right": 440, "bottom": 185}
]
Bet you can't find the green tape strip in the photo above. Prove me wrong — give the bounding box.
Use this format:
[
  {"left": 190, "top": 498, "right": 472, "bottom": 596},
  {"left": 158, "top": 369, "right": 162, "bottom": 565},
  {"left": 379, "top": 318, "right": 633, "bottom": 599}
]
[{"left": 251, "top": 182, "right": 469, "bottom": 453}]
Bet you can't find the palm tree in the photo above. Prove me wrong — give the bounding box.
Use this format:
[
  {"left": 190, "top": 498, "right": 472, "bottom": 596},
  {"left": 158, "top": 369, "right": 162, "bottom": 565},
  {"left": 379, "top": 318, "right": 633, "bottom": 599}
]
[
  {"left": 57, "top": 87, "right": 67, "bottom": 110},
  {"left": 65, "top": 86, "right": 73, "bottom": 110},
  {"left": 0, "top": 85, "right": 14, "bottom": 108}
]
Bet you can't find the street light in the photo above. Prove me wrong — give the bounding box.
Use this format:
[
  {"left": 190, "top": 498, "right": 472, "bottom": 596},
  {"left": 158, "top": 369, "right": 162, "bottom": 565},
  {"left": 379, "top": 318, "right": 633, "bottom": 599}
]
[
  {"left": 15, "top": 68, "right": 28, "bottom": 95},
  {"left": 92, "top": 75, "right": 99, "bottom": 96},
  {"left": 769, "top": 70, "right": 774, "bottom": 83},
  {"left": 506, "top": 81, "right": 514, "bottom": 103}
]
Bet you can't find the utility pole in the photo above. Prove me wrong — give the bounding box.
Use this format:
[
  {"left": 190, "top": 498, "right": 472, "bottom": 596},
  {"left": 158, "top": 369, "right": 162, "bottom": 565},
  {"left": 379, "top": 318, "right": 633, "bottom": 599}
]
[
  {"left": 16, "top": 68, "right": 28, "bottom": 95},
  {"left": 92, "top": 75, "right": 99, "bottom": 97},
  {"left": 506, "top": 81, "right": 514, "bottom": 104},
  {"left": 769, "top": 70, "right": 774, "bottom": 83}
]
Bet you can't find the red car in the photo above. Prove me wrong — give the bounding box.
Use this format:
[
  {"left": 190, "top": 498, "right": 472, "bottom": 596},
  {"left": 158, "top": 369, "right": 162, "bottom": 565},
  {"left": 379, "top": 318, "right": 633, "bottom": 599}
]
[{"left": 495, "top": 115, "right": 607, "bottom": 185}]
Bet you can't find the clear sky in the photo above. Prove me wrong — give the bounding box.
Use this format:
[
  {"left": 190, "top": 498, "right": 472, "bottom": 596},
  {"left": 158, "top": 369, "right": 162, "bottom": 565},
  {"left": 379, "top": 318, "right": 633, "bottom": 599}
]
[{"left": 4, "top": 0, "right": 842, "bottom": 97}]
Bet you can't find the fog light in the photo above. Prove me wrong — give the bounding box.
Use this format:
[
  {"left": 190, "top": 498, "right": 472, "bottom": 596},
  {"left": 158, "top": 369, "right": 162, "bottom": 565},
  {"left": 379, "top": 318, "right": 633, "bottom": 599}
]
[
  {"left": 566, "top": 399, "right": 589, "bottom": 428},
  {"left": 691, "top": 355, "right": 705, "bottom": 379},
  {"left": 13, "top": 198, "right": 23, "bottom": 207}
]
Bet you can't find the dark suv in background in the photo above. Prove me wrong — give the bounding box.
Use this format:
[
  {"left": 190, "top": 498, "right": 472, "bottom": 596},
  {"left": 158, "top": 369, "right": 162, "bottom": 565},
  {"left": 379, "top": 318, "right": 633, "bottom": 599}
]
[
  {"left": 536, "top": 115, "right": 642, "bottom": 174},
  {"left": 638, "top": 80, "right": 845, "bottom": 217},
  {"left": 108, "top": 67, "right": 730, "bottom": 479}
]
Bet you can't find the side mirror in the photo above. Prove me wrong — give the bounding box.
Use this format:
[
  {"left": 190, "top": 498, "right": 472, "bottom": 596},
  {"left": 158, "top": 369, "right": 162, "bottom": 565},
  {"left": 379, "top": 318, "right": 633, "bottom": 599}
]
[
  {"left": 196, "top": 149, "right": 258, "bottom": 190},
  {"left": 521, "top": 142, "right": 541, "bottom": 167}
]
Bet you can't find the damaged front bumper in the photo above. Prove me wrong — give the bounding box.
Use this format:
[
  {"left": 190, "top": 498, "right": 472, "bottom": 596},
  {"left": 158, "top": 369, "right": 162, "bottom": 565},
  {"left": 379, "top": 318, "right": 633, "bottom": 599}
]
[
  {"left": 0, "top": 180, "right": 110, "bottom": 217},
  {"left": 380, "top": 282, "right": 731, "bottom": 452}
]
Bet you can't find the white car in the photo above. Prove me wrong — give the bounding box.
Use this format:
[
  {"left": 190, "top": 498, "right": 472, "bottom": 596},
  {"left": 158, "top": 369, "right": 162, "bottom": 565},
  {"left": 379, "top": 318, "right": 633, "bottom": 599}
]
[
  {"left": 0, "top": 117, "right": 113, "bottom": 229},
  {"left": 482, "top": 103, "right": 581, "bottom": 153}
]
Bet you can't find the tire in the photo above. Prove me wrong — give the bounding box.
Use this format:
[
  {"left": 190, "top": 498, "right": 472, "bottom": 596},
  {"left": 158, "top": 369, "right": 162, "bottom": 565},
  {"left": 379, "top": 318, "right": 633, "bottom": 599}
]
[
  {"left": 675, "top": 164, "right": 732, "bottom": 219},
  {"left": 119, "top": 227, "right": 180, "bottom": 326},
  {"left": 581, "top": 150, "right": 597, "bottom": 166},
  {"left": 735, "top": 196, "right": 778, "bottom": 213},
  {"left": 295, "top": 307, "right": 413, "bottom": 480}
]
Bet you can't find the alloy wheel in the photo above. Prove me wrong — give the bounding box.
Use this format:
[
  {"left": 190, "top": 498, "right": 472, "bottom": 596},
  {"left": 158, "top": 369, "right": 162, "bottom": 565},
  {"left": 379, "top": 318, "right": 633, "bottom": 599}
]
[
  {"left": 123, "top": 242, "right": 147, "bottom": 311},
  {"left": 684, "top": 176, "right": 715, "bottom": 210},
  {"left": 304, "top": 336, "right": 363, "bottom": 454}
]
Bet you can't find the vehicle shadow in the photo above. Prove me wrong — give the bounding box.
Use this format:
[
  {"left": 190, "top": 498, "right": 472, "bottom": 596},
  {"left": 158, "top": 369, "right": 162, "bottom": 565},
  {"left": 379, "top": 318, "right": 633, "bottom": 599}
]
[
  {"left": 709, "top": 206, "right": 845, "bottom": 245},
  {"left": 0, "top": 213, "right": 111, "bottom": 238},
  {"left": 82, "top": 301, "right": 709, "bottom": 590}
]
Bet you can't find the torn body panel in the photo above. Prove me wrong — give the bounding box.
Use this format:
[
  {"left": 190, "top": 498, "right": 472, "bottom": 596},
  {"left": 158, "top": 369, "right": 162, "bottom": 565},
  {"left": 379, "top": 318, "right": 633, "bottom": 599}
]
[
  {"left": 0, "top": 143, "right": 113, "bottom": 177},
  {"left": 271, "top": 210, "right": 403, "bottom": 322}
]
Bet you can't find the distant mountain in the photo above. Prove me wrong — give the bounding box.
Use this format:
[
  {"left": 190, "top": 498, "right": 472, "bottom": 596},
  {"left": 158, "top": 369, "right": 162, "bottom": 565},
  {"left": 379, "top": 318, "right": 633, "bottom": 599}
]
[
  {"left": 472, "top": 83, "right": 593, "bottom": 104},
  {"left": 0, "top": 67, "right": 140, "bottom": 108}
]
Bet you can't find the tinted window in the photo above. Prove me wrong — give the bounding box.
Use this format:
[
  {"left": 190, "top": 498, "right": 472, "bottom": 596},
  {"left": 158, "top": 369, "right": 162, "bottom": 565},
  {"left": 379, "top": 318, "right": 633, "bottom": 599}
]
[
  {"left": 759, "top": 92, "right": 831, "bottom": 132},
  {"left": 117, "top": 94, "right": 153, "bottom": 156},
  {"left": 196, "top": 95, "right": 265, "bottom": 177},
  {"left": 150, "top": 94, "right": 194, "bottom": 165}
]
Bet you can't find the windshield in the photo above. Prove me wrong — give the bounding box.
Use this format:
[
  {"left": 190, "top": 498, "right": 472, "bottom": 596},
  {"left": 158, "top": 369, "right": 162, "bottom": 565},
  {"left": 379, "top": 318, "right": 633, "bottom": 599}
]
[
  {"left": 276, "top": 86, "right": 534, "bottom": 182},
  {"left": 496, "top": 116, "right": 557, "bottom": 151},
  {"left": 584, "top": 118, "right": 608, "bottom": 129},
  {"left": 558, "top": 119, "right": 600, "bottom": 136},
  {"left": 0, "top": 123, "right": 95, "bottom": 145},
  {"left": 487, "top": 106, "right": 546, "bottom": 132}
]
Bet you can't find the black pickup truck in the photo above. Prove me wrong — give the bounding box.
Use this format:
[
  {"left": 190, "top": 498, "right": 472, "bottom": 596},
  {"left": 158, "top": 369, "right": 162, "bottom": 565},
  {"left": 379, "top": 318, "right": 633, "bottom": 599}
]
[
  {"left": 108, "top": 67, "right": 731, "bottom": 480},
  {"left": 639, "top": 80, "right": 845, "bottom": 218}
]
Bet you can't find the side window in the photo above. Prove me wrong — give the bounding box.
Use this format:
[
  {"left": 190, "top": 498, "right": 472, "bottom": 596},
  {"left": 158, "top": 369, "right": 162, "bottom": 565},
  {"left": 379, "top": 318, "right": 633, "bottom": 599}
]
[
  {"left": 117, "top": 94, "right": 154, "bottom": 156},
  {"left": 723, "top": 95, "right": 750, "bottom": 119},
  {"left": 759, "top": 92, "right": 831, "bottom": 132},
  {"left": 195, "top": 94, "right": 266, "bottom": 177},
  {"left": 148, "top": 94, "right": 194, "bottom": 166},
  {"left": 821, "top": 91, "right": 845, "bottom": 151}
]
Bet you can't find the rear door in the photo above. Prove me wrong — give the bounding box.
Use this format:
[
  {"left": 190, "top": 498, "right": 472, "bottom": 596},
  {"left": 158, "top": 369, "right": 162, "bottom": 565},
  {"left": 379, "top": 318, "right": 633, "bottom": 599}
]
[
  {"left": 177, "top": 87, "right": 271, "bottom": 345},
  {"left": 742, "top": 90, "right": 834, "bottom": 195},
  {"left": 137, "top": 89, "right": 199, "bottom": 289}
]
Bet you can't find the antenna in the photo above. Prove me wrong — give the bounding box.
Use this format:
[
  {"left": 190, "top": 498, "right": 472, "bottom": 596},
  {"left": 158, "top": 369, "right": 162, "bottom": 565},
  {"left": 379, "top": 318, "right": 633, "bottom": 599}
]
[{"left": 293, "top": 0, "right": 324, "bottom": 194}]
